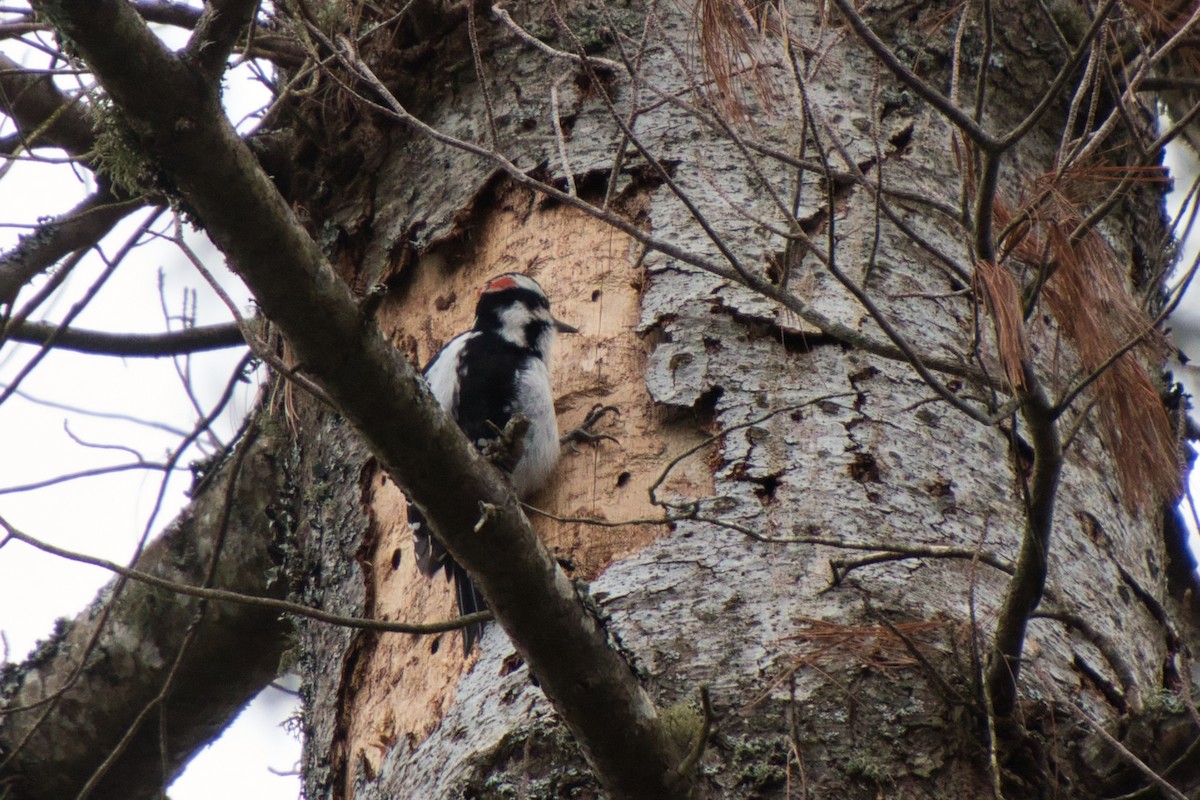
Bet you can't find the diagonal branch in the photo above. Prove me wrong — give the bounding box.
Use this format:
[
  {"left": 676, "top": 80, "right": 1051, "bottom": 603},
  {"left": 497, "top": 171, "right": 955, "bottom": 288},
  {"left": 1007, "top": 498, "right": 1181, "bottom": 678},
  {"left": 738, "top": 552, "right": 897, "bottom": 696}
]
[{"left": 33, "top": 1, "right": 693, "bottom": 797}]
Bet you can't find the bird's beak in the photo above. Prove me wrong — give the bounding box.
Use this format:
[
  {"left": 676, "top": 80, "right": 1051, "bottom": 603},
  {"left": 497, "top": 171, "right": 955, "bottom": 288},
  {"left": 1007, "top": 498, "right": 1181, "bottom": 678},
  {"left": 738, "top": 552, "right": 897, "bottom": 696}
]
[{"left": 554, "top": 317, "right": 579, "bottom": 334}]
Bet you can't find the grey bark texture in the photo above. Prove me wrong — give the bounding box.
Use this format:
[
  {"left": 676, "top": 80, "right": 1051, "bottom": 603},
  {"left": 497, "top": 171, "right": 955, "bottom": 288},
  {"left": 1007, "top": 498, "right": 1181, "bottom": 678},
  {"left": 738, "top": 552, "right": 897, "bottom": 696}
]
[{"left": 284, "top": 2, "right": 1200, "bottom": 798}]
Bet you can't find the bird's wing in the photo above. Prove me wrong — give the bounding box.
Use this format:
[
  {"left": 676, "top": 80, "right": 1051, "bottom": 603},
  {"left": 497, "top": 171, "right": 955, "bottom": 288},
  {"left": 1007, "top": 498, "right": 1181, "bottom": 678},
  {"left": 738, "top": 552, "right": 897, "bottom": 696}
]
[
  {"left": 411, "top": 332, "right": 475, "bottom": 577},
  {"left": 412, "top": 330, "right": 492, "bottom": 652},
  {"left": 422, "top": 331, "right": 475, "bottom": 413}
]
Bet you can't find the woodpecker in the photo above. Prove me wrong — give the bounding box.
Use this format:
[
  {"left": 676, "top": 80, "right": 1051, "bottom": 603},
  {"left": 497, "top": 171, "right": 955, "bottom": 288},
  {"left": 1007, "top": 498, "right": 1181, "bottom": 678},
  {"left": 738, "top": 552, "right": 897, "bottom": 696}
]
[{"left": 410, "top": 273, "right": 577, "bottom": 654}]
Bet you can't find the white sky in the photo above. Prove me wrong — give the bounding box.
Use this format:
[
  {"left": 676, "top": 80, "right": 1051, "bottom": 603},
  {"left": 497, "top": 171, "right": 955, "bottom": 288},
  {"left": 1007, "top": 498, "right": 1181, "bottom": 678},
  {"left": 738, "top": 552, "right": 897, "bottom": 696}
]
[{"left": 1, "top": 8, "right": 1200, "bottom": 800}]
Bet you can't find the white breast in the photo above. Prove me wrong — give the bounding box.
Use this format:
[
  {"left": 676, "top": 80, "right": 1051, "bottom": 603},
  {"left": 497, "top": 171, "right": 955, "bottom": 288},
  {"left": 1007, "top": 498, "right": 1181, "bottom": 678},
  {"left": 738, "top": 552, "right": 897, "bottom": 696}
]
[{"left": 510, "top": 357, "right": 560, "bottom": 497}]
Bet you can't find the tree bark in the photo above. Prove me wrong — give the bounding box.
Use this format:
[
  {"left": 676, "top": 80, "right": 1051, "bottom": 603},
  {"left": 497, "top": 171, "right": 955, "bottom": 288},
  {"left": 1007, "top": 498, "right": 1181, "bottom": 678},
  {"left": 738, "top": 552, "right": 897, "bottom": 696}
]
[{"left": 286, "top": 2, "right": 1200, "bottom": 797}]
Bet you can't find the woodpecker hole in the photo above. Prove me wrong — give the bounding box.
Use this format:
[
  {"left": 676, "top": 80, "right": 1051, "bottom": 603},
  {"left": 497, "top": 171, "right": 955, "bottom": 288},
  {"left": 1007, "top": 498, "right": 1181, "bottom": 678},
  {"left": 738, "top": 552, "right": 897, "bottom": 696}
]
[
  {"left": 849, "top": 365, "right": 880, "bottom": 384},
  {"left": 430, "top": 636, "right": 441, "bottom": 654},
  {"left": 693, "top": 386, "right": 724, "bottom": 429},
  {"left": 591, "top": 289, "right": 602, "bottom": 302},
  {"left": 925, "top": 479, "right": 953, "bottom": 498},
  {"left": 390, "top": 548, "right": 402, "bottom": 570},
  {"left": 849, "top": 452, "right": 881, "bottom": 483},
  {"left": 499, "top": 652, "right": 525, "bottom": 677},
  {"left": 750, "top": 473, "right": 781, "bottom": 504},
  {"left": 616, "top": 471, "right": 631, "bottom": 488},
  {"left": 888, "top": 122, "right": 914, "bottom": 152}
]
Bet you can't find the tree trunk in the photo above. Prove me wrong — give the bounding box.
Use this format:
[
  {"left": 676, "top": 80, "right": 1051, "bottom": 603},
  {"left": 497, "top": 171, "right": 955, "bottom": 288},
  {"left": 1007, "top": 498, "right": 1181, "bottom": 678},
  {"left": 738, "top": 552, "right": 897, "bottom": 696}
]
[
  {"left": 0, "top": 425, "right": 290, "bottom": 798},
  {"left": 283, "top": 2, "right": 1200, "bottom": 798}
]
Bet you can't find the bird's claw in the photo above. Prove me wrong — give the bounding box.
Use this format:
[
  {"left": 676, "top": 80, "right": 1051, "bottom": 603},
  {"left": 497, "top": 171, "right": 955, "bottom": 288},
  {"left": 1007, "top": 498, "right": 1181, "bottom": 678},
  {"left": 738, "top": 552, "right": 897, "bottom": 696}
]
[
  {"left": 481, "top": 414, "right": 531, "bottom": 472},
  {"left": 560, "top": 403, "right": 620, "bottom": 450}
]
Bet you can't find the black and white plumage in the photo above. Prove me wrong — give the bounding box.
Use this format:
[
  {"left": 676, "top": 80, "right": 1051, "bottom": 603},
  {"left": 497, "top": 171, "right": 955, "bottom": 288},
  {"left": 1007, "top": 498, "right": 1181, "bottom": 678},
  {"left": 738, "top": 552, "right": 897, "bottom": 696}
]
[{"left": 410, "top": 273, "right": 576, "bottom": 654}]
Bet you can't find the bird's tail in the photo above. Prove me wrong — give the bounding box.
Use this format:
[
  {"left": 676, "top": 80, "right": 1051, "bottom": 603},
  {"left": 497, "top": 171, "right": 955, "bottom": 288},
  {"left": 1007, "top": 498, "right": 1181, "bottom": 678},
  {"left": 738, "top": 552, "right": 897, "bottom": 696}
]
[
  {"left": 411, "top": 497, "right": 489, "bottom": 653},
  {"left": 452, "top": 560, "right": 488, "bottom": 654},
  {"left": 410, "top": 503, "right": 448, "bottom": 578}
]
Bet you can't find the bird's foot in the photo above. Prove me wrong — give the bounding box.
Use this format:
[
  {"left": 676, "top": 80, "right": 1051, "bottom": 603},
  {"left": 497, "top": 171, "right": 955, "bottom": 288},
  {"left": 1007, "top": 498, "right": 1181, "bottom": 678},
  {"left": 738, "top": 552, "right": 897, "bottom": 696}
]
[
  {"left": 481, "top": 414, "right": 531, "bottom": 473},
  {"left": 560, "top": 403, "right": 620, "bottom": 451}
]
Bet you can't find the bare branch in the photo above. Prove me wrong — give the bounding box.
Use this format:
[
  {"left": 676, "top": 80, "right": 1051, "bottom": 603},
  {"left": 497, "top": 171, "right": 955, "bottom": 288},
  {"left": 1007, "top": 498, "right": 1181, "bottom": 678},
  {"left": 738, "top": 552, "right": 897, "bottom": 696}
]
[
  {"left": 0, "top": 519, "right": 491, "bottom": 639},
  {"left": 0, "top": 425, "right": 288, "bottom": 800},
  {"left": 170, "top": 219, "right": 337, "bottom": 408},
  {"left": 1, "top": 318, "right": 245, "bottom": 356},
  {"left": 0, "top": 52, "right": 94, "bottom": 155},
  {"left": 0, "top": 210, "right": 165, "bottom": 408},
  {"left": 491, "top": 4, "right": 623, "bottom": 72},
  {"left": 0, "top": 383, "right": 190, "bottom": 436},
  {"left": 828, "top": 0, "right": 996, "bottom": 149},
  {"left": 0, "top": 190, "right": 145, "bottom": 308},
  {"left": 182, "top": 0, "right": 260, "bottom": 81},
  {"left": 130, "top": 0, "right": 204, "bottom": 28},
  {"left": 0, "top": 462, "right": 179, "bottom": 496},
  {"left": 1068, "top": 704, "right": 1189, "bottom": 800},
  {"left": 320, "top": 26, "right": 998, "bottom": 390},
  {"left": 985, "top": 371, "right": 1062, "bottom": 716}
]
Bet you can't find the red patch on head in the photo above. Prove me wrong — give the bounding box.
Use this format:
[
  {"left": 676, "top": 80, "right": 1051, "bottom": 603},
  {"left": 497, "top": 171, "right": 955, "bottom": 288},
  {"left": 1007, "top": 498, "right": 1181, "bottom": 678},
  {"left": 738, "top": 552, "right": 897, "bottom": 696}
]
[{"left": 483, "top": 275, "right": 520, "bottom": 294}]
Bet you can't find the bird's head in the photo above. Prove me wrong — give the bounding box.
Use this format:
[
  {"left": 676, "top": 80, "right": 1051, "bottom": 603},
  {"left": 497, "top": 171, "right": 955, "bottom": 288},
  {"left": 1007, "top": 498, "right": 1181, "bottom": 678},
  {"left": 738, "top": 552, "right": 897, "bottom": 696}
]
[{"left": 473, "top": 273, "right": 576, "bottom": 357}]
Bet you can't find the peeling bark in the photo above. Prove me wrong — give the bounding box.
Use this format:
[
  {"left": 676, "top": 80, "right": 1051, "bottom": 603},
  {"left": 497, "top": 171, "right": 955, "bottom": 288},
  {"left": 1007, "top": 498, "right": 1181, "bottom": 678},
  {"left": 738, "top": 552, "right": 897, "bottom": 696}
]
[{"left": 288, "top": 2, "right": 1199, "bottom": 797}]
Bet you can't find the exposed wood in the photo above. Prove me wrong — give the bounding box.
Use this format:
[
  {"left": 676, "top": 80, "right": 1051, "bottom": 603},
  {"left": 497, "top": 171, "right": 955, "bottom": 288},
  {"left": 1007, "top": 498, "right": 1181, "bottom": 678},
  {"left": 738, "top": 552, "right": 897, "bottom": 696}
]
[{"left": 344, "top": 194, "right": 713, "bottom": 788}]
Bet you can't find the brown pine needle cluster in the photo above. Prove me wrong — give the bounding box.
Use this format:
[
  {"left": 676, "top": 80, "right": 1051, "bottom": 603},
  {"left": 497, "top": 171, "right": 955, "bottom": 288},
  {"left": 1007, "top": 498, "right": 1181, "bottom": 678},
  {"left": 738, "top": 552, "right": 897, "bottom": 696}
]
[
  {"left": 975, "top": 258, "right": 1031, "bottom": 392},
  {"left": 992, "top": 192, "right": 1180, "bottom": 510},
  {"left": 1041, "top": 223, "right": 1179, "bottom": 508},
  {"left": 747, "top": 617, "right": 956, "bottom": 710},
  {"left": 692, "top": 0, "right": 781, "bottom": 122},
  {"left": 785, "top": 616, "right": 947, "bottom": 670}
]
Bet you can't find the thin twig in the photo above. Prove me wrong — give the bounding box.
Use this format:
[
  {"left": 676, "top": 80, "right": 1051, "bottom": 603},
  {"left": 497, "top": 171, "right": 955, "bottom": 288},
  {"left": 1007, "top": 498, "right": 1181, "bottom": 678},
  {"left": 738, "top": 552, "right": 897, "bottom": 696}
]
[
  {"left": 0, "top": 211, "right": 166, "bottom": 408},
  {"left": 491, "top": 4, "right": 622, "bottom": 72},
  {"left": 0, "top": 517, "right": 493, "bottom": 635},
  {"left": 0, "top": 461, "right": 179, "bottom": 496},
  {"left": 550, "top": 76, "right": 577, "bottom": 196},
  {"left": 307, "top": 25, "right": 1000, "bottom": 390},
  {"left": 169, "top": 220, "right": 337, "bottom": 409}
]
